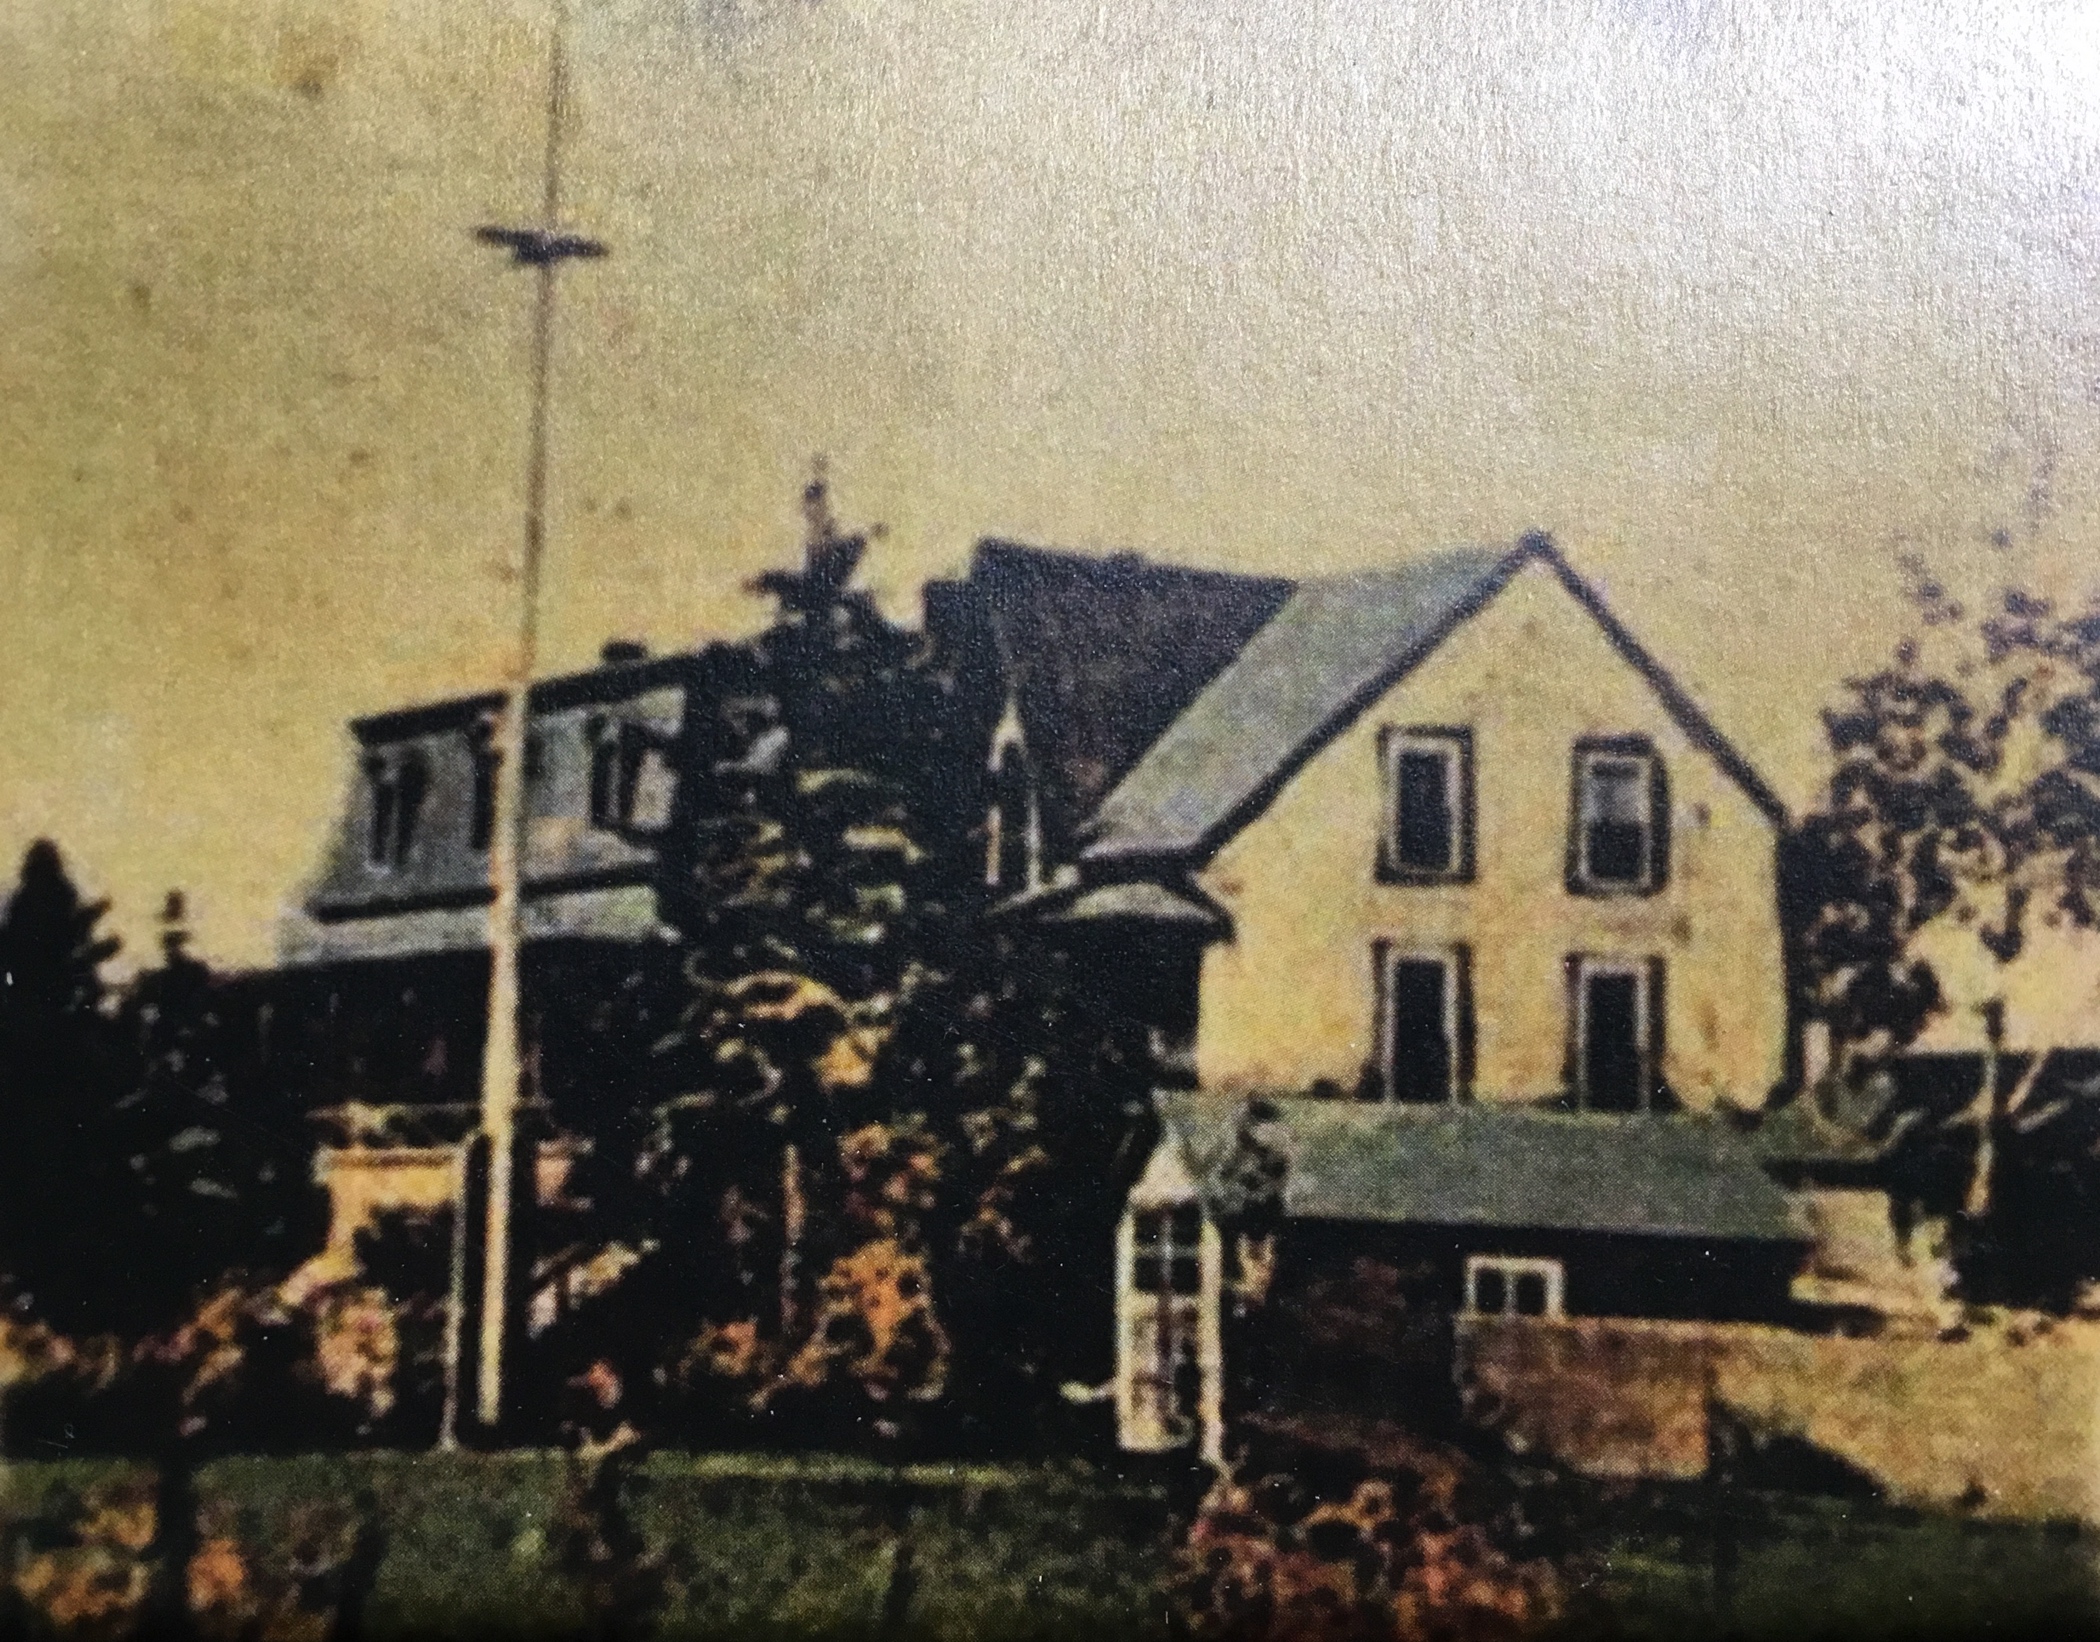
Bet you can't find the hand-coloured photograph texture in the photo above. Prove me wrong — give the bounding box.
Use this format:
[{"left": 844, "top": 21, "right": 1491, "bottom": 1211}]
[{"left": 5, "top": 2, "right": 2100, "bottom": 1637}]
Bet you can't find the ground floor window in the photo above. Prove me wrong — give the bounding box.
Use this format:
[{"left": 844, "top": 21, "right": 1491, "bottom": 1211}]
[
  {"left": 1464, "top": 1254, "right": 1565, "bottom": 1319},
  {"left": 1117, "top": 1202, "right": 1221, "bottom": 1459},
  {"left": 1570, "top": 955, "right": 1663, "bottom": 1111},
  {"left": 1376, "top": 943, "right": 1473, "bottom": 1102}
]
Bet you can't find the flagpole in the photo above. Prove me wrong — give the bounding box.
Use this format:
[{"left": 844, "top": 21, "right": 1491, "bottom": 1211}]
[{"left": 460, "top": 0, "right": 605, "bottom": 1440}]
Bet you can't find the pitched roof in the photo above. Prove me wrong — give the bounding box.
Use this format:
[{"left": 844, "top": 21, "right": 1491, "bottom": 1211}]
[
  {"left": 988, "top": 874, "right": 1231, "bottom": 933},
  {"left": 1082, "top": 535, "right": 1786, "bottom": 864},
  {"left": 1158, "top": 1092, "right": 1810, "bottom": 1244},
  {"left": 924, "top": 543, "right": 1296, "bottom": 853}
]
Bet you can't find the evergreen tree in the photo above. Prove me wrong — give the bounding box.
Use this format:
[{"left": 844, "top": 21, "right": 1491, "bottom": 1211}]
[
  {"left": 0, "top": 840, "right": 126, "bottom": 1326},
  {"left": 562, "top": 472, "right": 1167, "bottom": 1442},
  {"left": 108, "top": 893, "right": 323, "bottom": 1337}
]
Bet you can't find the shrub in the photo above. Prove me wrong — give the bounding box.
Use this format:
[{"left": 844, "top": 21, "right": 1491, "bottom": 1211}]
[{"left": 1169, "top": 1422, "right": 1567, "bottom": 1642}]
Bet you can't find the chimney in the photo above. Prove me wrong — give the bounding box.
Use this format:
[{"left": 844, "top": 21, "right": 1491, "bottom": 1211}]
[{"left": 600, "top": 639, "right": 648, "bottom": 667}]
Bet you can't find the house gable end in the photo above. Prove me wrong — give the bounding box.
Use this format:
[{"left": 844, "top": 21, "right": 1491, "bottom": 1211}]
[{"left": 1083, "top": 534, "right": 1786, "bottom": 870}]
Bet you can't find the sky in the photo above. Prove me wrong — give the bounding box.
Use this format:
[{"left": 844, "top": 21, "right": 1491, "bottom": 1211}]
[{"left": 3, "top": 0, "right": 2099, "bottom": 978}]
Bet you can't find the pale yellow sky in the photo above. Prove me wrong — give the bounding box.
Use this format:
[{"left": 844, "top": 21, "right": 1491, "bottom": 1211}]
[{"left": 3, "top": 0, "right": 2098, "bottom": 971}]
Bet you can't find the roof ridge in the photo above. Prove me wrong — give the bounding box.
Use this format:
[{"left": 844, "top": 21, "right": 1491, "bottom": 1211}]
[{"left": 1082, "top": 531, "right": 1786, "bottom": 863}]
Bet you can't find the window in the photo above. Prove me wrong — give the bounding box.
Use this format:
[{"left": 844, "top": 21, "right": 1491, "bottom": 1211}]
[
  {"left": 986, "top": 744, "right": 1039, "bottom": 892},
  {"left": 469, "top": 719, "right": 501, "bottom": 853},
  {"left": 1568, "top": 955, "right": 1665, "bottom": 1112},
  {"left": 1119, "top": 1201, "right": 1215, "bottom": 1457},
  {"left": 363, "top": 747, "right": 428, "bottom": 870},
  {"left": 588, "top": 717, "right": 641, "bottom": 830},
  {"left": 1464, "top": 1255, "right": 1564, "bottom": 1318},
  {"left": 1132, "top": 1205, "right": 1203, "bottom": 1296},
  {"left": 1375, "top": 943, "right": 1473, "bottom": 1102},
  {"left": 1379, "top": 727, "right": 1474, "bottom": 882},
  {"left": 1570, "top": 737, "right": 1667, "bottom": 893}
]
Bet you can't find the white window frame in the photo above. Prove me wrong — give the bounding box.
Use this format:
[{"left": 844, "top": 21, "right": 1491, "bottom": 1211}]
[
  {"left": 1573, "top": 745, "right": 1658, "bottom": 892},
  {"left": 1115, "top": 1187, "right": 1223, "bottom": 1463},
  {"left": 1463, "top": 1255, "right": 1566, "bottom": 1319},
  {"left": 1382, "top": 728, "right": 1470, "bottom": 881},
  {"left": 1378, "top": 945, "right": 1464, "bottom": 1103},
  {"left": 1573, "top": 955, "right": 1656, "bottom": 1112}
]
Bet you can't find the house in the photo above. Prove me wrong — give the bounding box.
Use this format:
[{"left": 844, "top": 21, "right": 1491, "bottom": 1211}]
[
  {"left": 960, "top": 532, "right": 1814, "bottom": 1455},
  {"left": 270, "top": 637, "right": 755, "bottom": 1266}
]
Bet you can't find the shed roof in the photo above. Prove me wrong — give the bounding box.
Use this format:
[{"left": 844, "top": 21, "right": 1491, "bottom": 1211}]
[
  {"left": 1083, "top": 535, "right": 1786, "bottom": 864},
  {"left": 1157, "top": 1093, "right": 1809, "bottom": 1245}
]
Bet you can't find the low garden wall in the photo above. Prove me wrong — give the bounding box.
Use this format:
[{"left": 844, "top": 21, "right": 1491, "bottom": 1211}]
[{"left": 1455, "top": 1314, "right": 2100, "bottom": 1521}]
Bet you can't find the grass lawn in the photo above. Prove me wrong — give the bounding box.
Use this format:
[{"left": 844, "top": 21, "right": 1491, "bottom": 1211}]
[
  {"left": 4, "top": 1450, "right": 1185, "bottom": 1640},
  {"left": 4, "top": 1452, "right": 2095, "bottom": 1638},
  {"left": 1577, "top": 1490, "right": 2100, "bottom": 1641}
]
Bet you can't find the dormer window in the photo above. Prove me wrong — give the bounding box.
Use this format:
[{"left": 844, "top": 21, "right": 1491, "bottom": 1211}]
[
  {"left": 363, "top": 748, "right": 428, "bottom": 870},
  {"left": 1569, "top": 737, "right": 1667, "bottom": 894},
  {"left": 468, "top": 720, "right": 501, "bottom": 853},
  {"left": 1378, "top": 727, "right": 1473, "bottom": 883},
  {"left": 587, "top": 717, "right": 674, "bottom": 832},
  {"left": 588, "top": 717, "right": 638, "bottom": 830}
]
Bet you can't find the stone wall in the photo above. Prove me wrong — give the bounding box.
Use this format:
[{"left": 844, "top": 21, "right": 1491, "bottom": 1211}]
[{"left": 1455, "top": 1314, "right": 2100, "bottom": 1522}]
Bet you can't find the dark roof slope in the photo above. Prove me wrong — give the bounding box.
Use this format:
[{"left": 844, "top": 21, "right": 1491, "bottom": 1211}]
[
  {"left": 1159, "top": 1093, "right": 1808, "bottom": 1244},
  {"left": 1085, "top": 546, "right": 1519, "bottom": 860},
  {"left": 925, "top": 543, "right": 1295, "bottom": 852},
  {"left": 1083, "top": 535, "right": 1786, "bottom": 864}
]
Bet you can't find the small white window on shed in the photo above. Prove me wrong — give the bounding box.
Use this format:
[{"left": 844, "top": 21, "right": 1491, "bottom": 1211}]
[{"left": 1463, "top": 1255, "right": 1565, "bottom": 1319}]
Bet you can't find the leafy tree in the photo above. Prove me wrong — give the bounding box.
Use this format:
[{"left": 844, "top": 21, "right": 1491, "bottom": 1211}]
[{"left": 1789, "top": 558, "right": 2100, "bottom": 1297}]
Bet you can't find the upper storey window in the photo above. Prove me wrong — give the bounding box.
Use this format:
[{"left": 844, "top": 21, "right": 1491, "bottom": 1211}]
[
  {"left": 587, "top": 717, "right": 675, "bottom": 832},
  {"left": 588, "top": 717, "right": 639, "bottom": 830},
  {"left": 1569, "top": 737, "right": 1668, "bottom": 894},
  {"left": 363, "top": 747, "right": 428, "bottom": 870},
  {"left": 469, "top": 719, "right": 500, "bottom": 853},
  {"left": 1378, "top": 727, "right": 1474, "bottom": 883}
]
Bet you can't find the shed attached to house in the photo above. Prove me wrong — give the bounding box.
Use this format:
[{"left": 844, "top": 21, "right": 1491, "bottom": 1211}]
[{"left": 1115, "top": 1092, "right": 1812, "bottom": 1458}]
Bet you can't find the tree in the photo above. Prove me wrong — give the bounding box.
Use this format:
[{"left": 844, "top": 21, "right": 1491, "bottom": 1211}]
[
  {"left": 1790, "top": 558, "right": 2100, "bottom": 1296},
  {"left": 562, "top": 473, "right": 1164, "bottom": 1444},
  {"left": 560, "top": 473, "right": 976, "bottom": 1434},
  {"left": 107, "top": 893, "right": 323, "bottom": 1338},
  {"left": 0, "top": 840, "right": 126, "bottom": 1328}
]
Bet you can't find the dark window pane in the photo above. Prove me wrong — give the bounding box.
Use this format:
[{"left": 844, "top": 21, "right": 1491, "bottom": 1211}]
[
  {"left": 392, "top": 754, "right": 428, "bottom": 865},
  {"left": 1584, "top": 972, "right": 1643, "bottom": 1111},
  {"left": 1514, "top": 1272, "right": 1548, "bottom": 1316},
  {"left": 1169, "top": 1256, "right": 1201, "bottom": 1296},
  {"left": 589, "top": 725, "right": 621, "bottom": 828},
  {"left": 1583, "top": 759, "right": 1648, "bottom": 884},
  {"left": 1388, "top": 958, "right": 1452, "bottom": 1103},
  {"left": 470, "top": 745, "right": 500, "bottom": 853},
  {"left": 1134, "top": 1256, "right": 1165, "bottom": 1295},
  {"left": 1475, "top": 1269, "right": 1507, "bottom": 1315},
  {"left": 366, "top": 764, "right": 396, "bottom": 868},
  {"left": 1168, "top": 1205, "right": 1202, "bottom": 1246},
  {"left": 1134, "top": 1212, "right": 1165, "bottom": 1251},
  {"left": 1586, "top": 820, "right": 1646, "bottom": 883},
  {"left": 1395, "top": 748, "right": 1454, "bottom": 871}
]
